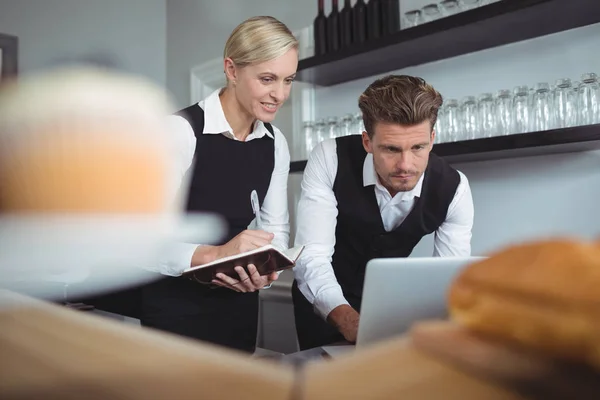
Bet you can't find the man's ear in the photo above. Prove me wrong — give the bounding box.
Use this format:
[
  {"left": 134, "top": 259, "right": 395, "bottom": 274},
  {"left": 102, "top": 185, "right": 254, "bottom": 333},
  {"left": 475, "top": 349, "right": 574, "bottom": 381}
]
[
  {"left": 362, "top": 131, "right": 373, "bottom": 154},
  {"left": 223, "top": 57, "right": 237, "bottom": 83},
  {"left": 430, "top": 129, "right": 436, "bottom": 149}
]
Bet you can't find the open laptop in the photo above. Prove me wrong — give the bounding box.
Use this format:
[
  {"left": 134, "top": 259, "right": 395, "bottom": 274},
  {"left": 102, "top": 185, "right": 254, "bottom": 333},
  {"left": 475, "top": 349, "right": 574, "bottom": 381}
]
[{"left": 322, "top": 256, "right": 485, "bottom": 357}]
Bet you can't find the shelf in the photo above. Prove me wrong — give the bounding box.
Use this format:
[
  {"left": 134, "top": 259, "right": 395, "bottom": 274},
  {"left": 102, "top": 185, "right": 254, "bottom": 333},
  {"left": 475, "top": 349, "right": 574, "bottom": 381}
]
[
  {"left": 290, "top": 124, "right": 600, "bottom": 173},
  {"left": 296, "top": 0, "right": 600, "bottom": 86}
]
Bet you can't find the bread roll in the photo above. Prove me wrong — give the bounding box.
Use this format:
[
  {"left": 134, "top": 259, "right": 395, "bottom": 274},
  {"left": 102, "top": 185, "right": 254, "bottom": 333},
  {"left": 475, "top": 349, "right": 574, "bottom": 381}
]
[
  {"left": 448, "top": 238, "right": 600, "bottom": 369},
  {"left": 0, "top": 66, "right": 174, "bottom": 214}
]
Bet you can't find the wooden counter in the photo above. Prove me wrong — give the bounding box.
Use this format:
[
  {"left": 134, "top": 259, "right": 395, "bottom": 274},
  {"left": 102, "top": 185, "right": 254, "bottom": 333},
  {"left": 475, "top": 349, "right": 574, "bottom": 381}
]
[{"left": 0, "top": 290, "right": 555, "bottom": 400}]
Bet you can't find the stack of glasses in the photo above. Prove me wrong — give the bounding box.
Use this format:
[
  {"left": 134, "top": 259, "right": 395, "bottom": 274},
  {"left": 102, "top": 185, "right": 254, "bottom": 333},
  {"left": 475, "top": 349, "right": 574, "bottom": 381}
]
[
  {"left": 404, "top": 0, "right": 502, "bottom": 29},
  {"left": 435, "top": 72, "right": 600, "bottom": 143},
  {"left": 300, "top": 113, "right": 365, "bottom": 159}
]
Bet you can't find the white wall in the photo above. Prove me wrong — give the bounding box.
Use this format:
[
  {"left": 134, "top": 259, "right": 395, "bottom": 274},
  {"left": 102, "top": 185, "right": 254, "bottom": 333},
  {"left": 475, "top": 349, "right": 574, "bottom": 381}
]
[{"left": 0, "top": 0, "right": 167, "bottom": 86}]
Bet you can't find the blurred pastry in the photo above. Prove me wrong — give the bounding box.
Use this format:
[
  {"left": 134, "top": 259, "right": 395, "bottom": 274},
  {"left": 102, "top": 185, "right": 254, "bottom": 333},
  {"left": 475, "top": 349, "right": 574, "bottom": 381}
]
[
  {"left": 448, "top": 238, "right": 600, "bottom": 369},
  {"left": 0, "top": 66, "right": 174, "bottom": 214}
]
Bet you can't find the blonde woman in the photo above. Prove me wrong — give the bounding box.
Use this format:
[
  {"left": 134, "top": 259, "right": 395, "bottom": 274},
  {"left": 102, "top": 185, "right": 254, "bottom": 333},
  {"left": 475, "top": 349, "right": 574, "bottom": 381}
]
[{"left": 141, "top": 16, "right": 298, "bottom": 353}]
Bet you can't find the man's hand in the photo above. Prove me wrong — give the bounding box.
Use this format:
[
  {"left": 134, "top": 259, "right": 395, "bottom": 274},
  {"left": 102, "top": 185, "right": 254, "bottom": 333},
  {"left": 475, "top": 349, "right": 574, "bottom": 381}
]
[
  {"left": 212, "top": 264, "right": 279, "bottom": 292},
  {"left": 191, "top": 230, "right": 274, "bottom": 266},
  {"left": 327, "top": 304, "right": 360, "bottom": 343}
]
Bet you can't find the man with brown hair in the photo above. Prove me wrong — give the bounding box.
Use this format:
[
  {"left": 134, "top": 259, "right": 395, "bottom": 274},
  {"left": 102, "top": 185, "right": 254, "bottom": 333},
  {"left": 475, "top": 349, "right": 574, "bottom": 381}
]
[{"left": 292, "top": 75, "right": 474, "bottom": 350}]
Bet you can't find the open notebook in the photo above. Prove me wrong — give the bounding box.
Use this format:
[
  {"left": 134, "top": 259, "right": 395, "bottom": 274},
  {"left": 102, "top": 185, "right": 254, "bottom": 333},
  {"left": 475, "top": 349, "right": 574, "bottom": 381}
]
[{"left": 182, "top": 244, "right": 304, "bottom": 284}]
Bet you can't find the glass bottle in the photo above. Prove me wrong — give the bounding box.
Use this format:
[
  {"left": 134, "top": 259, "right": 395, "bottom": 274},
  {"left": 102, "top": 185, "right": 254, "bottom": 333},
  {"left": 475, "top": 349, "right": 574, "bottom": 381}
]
[
  {"left": 327, "top": 116, "right": 340, "bottom": 139},
  {"left": 327, "top": 0, "right": 341, "bottom": 52},
  {"left": 495, "top": 89, "right": 513, "bottom": 135},
  {"left": 577, "top": 72, "right": 600, "bottom": 125},
  {"left": 513, "top": 85, "right": 531, "bottom": 134},
  {"left": 340, "top": 0, "right": 353, "bottom": 47},
  {"left": 531, "top": 82, "right": 553, "bottom": 132},
  {"left": 381, "top": 0, "right": 400, "bottom": 36},
  {"left": 314, "top": 0, "right": 328, "bottom": 55},
  {"left": 352, "top": 0, "right": 368, "bottom": 44},
  {"left": 302, "top": 121, "right": 316, "bottom": 159},
  {"left": 367, "top": 0, "right": 382, "bottom": 41},
  {"left": 553, "top": 78, "right": 576, "bottom": 128}
]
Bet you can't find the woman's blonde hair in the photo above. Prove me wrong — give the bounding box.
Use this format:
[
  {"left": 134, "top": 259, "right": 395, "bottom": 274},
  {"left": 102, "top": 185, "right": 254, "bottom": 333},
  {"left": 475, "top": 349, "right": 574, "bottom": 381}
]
[{"left": 224, "top": 16, "right": 298, "bottom": 68}]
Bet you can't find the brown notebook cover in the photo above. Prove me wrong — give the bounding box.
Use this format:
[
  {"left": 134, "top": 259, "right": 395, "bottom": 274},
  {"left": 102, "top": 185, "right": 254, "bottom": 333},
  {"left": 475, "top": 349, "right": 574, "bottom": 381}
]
[{"left": 181, "top": 245, "right": 304, "bottom": 285}]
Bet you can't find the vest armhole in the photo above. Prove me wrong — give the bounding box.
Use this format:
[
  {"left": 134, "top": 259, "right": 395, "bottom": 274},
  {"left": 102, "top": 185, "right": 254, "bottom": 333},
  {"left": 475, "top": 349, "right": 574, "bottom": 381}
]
[{"left": 174, "top": 105, "right": 205, "bottom": 139}]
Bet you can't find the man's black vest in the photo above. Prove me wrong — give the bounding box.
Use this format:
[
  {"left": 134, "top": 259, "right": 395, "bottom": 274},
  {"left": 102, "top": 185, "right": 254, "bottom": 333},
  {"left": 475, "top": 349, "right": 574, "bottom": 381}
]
[
  {"left": 175, "top": 104, "right": 275, "bottom": 244},
  {"left": 331, "top": 135, "right": 460, "bottom": 307}
]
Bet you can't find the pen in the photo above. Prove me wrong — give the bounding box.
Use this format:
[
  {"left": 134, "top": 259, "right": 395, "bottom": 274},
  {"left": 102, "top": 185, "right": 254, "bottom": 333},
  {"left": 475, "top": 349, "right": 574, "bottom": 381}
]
[{"left": 250, "top": 190, "right": 262, "bottom": 230}]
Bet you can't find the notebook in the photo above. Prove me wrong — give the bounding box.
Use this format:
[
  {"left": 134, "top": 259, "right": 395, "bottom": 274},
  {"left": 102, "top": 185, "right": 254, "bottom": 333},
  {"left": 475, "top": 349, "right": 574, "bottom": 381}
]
[{"left": 182, "top": 244, "right": 304, "bottom": 284}]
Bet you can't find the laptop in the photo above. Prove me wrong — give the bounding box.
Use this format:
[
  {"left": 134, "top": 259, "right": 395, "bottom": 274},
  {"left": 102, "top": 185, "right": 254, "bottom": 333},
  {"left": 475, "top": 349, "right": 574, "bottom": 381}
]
[{"left": 322, "top": 256, "right": 485, "bottom": 357}]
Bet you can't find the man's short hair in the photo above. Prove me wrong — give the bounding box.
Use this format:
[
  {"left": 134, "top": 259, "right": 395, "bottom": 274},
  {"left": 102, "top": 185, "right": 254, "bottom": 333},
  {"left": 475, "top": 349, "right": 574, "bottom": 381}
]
[{"left": 358, "top": 75, "right": 443, "bottom": 138}]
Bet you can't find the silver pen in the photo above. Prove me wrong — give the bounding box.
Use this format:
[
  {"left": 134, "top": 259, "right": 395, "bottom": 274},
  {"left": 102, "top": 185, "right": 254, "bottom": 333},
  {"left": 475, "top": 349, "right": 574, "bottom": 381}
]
[{"left": 250, "top": 190, "right": 262, "bottom": 230}]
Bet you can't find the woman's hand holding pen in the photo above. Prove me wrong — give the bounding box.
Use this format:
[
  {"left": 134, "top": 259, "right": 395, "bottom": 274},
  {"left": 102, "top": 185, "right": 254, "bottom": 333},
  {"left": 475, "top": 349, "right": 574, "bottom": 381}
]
[
  {"left": 192, "top": 229, "right": 278, "bottom": 292},
  {"left": 190, "top": 229, "right": 273, "bottom": 267},
  {"left": 215, "top": 229, "right": 274, "bottom": 260}
]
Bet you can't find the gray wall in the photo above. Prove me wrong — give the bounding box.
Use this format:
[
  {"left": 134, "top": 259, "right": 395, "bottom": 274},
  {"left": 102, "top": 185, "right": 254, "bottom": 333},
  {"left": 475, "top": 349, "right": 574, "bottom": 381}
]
[
  {"left": 166, "top": 0, "right": 315, "bottom": 108},
  {"left": 0, "top": 0, "right": 167, "bottom": 86}
]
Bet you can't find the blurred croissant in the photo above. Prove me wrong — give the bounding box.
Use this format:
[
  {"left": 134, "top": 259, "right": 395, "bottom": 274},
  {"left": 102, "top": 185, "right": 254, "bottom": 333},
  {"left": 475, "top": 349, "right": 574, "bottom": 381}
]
[{"left": 0, "top": 66, "right": 175, "bottom": 214}]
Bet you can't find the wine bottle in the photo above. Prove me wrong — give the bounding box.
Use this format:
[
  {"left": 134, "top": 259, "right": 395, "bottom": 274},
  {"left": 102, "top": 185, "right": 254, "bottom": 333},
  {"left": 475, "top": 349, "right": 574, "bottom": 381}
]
[
  {"left": 381, "top": 0, "right": 400, "bottom": 36},
  {"left": 367, "top": 0, "right": 383, "bottom": 41},
  {"left": 340, "top": 0, "right": 353, "bottom": 48},
  {"left": 314, "top": 0, "right": 328, "bottom": 56},
  {"left": 352, "top": 0, "right": 368, "bottom": 44},
  {"left": 327, "top": 0, "right": 341, "bottom": 52}
]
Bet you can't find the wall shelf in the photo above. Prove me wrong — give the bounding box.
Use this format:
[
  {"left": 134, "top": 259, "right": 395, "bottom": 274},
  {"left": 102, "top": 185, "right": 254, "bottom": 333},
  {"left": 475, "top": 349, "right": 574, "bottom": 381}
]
[
  {"left": 296, "top": 0, "right": 600, "bottom": 86},
  {"left": 290, "top": 124, "right": 600, "bottom": 173}
]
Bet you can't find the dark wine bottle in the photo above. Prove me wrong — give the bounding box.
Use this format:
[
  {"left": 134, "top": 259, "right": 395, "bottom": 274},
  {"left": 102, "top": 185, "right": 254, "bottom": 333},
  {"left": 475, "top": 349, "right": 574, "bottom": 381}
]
[
  {"left": 381, "top": 0, "right": 400, "bottom": 36},
  {"left": 314, "top": 0, "right": 328, "bottom": 56},
  {"left": 366, "top": 0, "right": 382, "bottom": 41},
  {"left": 352, "top": 0, "right": 368, "bottom": 45},
  {"left": 340, "top": 0, "right": 353, "bottom": 48},
  {"left": 327, "top": 0, "right": 341, "bottom": 52}
]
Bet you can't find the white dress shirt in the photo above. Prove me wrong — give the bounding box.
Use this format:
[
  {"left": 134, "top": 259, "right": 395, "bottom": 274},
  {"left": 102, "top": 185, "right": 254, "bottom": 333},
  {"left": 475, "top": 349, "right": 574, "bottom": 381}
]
[
  {"left": 294, "top": 139, "right": 474, "bottom": 320},
  {"left": 150, "top": 88, "right": 291, "bottom": 277}
]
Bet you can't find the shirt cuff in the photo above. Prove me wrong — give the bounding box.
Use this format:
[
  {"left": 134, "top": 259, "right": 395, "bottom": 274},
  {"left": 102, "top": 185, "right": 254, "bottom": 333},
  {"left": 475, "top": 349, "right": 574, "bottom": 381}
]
[
  {"left": 313, "top": 286, "right": 350, "bottom": 320},
  {"left": 159, "top": 242, "right": 199, "bottom": 276}
]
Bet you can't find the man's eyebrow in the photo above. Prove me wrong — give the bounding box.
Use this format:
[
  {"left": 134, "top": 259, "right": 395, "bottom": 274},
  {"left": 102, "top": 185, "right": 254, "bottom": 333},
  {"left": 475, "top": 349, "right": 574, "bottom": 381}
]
[{"left": 378, "top": 144, "right": 401, "bottom": 150}]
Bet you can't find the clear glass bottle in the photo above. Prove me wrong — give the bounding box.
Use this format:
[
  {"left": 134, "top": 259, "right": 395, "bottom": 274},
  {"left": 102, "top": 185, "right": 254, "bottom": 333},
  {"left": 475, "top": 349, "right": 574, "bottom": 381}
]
[
  {"left": 314, "top": 118, "right": 327, "bottom": 143},
  {"left": 440, "top": 0, "right": 460, "bottom": 16},
  {"left": 577, "top": 72, "right": 600, "bottom": 125},
  {"left": 460, "top": 0, "right": 480, "bottom": 10},
  {"left": 443, "top": 99, "right": 461, "bottom": 141},
  {"left": 435, "top": 105, "right": 446, "bottom": 143},
  {"left": 339, "top": 113, "right": 354, "bottom": 136},
  {"left": 403, "top": 9, "right": 422, "bottom": 29},
  {"left": 461, "top": 96, "right": 479, "bottom": 140},
  {"left": 353, "top": 112, "right": 365, "bottom": 134},
  {"left": 422, "top": 3, "right": 442, "bottom": 23},
  {"left": 326, "top": 116, "right": 340, "bottom": 139},
  {"left": 478, "top": 92, "right": 496, "bottom": 137},
  {"left": 531, "top": 82, "right": 553, "bottom": 132},
  {"left": 512, "top": 85, "right": 531, "bottom": 134},
  {"left": 495, "top": 89, "right": 513, "bottom": 135},
  {"left": 553, "top": 78, "right": 576, "bottom": 128},
  {"left": 302, "top": 121, "right": 316, "bottom": 159}
]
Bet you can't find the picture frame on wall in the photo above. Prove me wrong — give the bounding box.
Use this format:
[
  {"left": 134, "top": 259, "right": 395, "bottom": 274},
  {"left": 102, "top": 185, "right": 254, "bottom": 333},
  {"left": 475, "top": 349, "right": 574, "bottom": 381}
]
[{"left": 0, "top": 33, "right": 18, "bottom": 82}]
